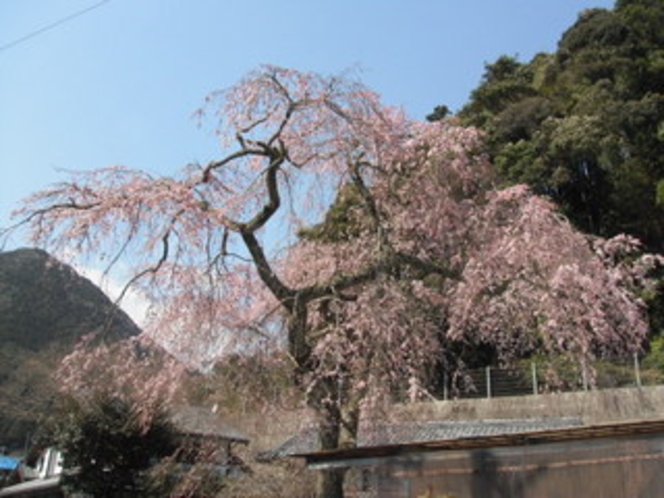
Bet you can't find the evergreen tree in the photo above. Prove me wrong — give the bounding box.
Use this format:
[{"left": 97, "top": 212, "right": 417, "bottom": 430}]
[
  {"left": 39, "top": 393, "right": 177, "bottom": 498},
  {"left": 455, "top": 1, "right": 664, "bottom": 252}
]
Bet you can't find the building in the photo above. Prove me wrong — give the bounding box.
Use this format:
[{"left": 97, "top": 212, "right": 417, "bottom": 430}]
[
  {"left": 0, "top": 449, "right": 64, "bottom": 498},
  {"left": 0, "top": 406, "right": 248, "bottom": 497},
  {"left": 295, "top": 418, "right": 664, "bottom": 498},
  {"left": 259, "top": 386, "right": 664, "bottom": 497},
  {"left": 169, "top": 405, "right": 250, "bottom": 476}
]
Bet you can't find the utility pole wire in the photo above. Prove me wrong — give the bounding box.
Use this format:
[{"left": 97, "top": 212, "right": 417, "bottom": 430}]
[{"left": 0, "top": 0, "right": 111, "bottom": 53}]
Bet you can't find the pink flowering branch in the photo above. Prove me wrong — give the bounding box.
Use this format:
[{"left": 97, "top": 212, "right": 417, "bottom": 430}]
[{"left": 5, "top": 66, "right": 659, "bottom": 498}]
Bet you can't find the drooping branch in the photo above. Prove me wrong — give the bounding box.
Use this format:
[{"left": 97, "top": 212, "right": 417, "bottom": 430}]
[
  {"left": 117, "top": 229, "right": 171, "bottom": 304},
  {"left": 10, "top": 199, "right": 101, "bottom": 233}
]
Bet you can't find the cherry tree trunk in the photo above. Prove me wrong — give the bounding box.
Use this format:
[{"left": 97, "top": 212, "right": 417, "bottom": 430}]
[
  {"left": 317, "top": 469, "right": 345, "bottom": 498},
  {"left": 316, "top": 409, "right": 346, "bottom": 498}
]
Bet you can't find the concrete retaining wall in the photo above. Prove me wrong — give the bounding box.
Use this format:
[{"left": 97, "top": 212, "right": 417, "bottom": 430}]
[{"left": 391, "top": 385, "right": 664, "bottom": 424}]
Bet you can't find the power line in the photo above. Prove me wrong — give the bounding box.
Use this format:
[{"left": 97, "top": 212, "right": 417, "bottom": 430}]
[{"left": 0, "top": 0, "right": 111, "bottom": 53}]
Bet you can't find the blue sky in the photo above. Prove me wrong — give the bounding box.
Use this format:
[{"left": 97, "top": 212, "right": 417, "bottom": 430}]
[{"left": 1, "top": 0, "right": 615, "bottom": 246}]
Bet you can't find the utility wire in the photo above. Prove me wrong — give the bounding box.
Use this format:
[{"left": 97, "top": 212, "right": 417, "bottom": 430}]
[{"left": 0, "top": 0, "right": 111, "bottom": 53}]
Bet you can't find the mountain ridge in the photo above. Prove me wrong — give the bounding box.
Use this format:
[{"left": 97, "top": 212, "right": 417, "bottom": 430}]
[{"left": 0, "top": 247, "right": 141, "bottom": 450}]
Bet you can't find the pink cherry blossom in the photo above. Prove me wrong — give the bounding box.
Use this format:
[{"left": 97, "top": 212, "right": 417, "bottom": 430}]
[{"left": 7, "top": 67, "right": 658, "bottom": 496}]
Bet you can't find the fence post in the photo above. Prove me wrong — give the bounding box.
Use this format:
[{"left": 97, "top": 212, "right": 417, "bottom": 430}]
[
  {"left": 443, "top": 371, "right": 449, "bottom": 401},
  {"left": 582, "top": 363, "right": 589, "bottom": 392},
  {"left": 634, "top": 353, "right": 642, "bottom": 388},
  {"left": 486, "top": 366, "right": 492, "bottom": 399},
  {"left": 531, "top": 362, "right": 538, "bottom": 395}
]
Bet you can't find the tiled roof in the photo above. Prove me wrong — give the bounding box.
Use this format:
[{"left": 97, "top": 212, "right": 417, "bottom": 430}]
[
  {"left": 258, "top": 427, "right": 320, "bottom": 461},
  {"left": 357, "top": 418, "right": 583, "bottom": 447},
  {"left": 170, "top": 406, "right": 249, "bottom": 443},
  {"left": 260, "top": 417, "right": 583, "bottom": 461}
]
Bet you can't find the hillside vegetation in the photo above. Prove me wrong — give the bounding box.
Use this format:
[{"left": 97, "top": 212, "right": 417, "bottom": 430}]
[
  {"left": 0, "top": 248, "right": 140, "bottom": 450},
  {"left": 456, "top": 0, "right": 664, "bottom": 252}
]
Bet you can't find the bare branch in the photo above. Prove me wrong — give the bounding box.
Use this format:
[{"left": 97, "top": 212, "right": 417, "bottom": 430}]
[
  {"left": 116, "top": 227, "right": 170, "bottom": 306},
  {"left": 200, "top": 147, "right": 267, "bottom": 183}
]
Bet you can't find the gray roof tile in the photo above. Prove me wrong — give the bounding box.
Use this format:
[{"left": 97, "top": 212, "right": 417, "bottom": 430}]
[
  {"left": 260, "top": 417, "right": 583, "bottom": 460},
  {"left": 171, "top": 406, "right": 249, "bottom": 443}
]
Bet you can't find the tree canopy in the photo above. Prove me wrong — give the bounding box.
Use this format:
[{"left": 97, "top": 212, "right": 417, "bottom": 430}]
[
  {"left": 8, "top": 65, "right": 661, "bottom": 498},
  {"left": 457, "top": 0, "right": 664, "bottom": 252}
]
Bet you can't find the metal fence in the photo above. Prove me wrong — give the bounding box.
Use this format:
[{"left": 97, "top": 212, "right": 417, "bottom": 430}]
[{"left": 439, "top": 354, "right": 662, "bottom": 401}]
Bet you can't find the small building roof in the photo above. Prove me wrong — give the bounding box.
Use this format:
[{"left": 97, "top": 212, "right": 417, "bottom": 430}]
[
  {"left": 170, "top": 406, "right": 249, "bottom": 443},
  {"left": 260, "top": 417, "right": 583, "bottom": 461}
]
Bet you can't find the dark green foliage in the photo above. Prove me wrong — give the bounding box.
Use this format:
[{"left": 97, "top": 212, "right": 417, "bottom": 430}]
[
  {"left": 0, "top": 248, "right": 139, "bottom": 350},
  {"left": 461, "top": 56, "right": 538, "bottom": 130},
  {"left": 557, "top": 9, "right": 629, "bottom": 57},
  {"left": 40, "top": 394, "right": 177, "bottom": 498},
  {"left": 298, "top": 183, "right": 368, "bottom": 243},
  {"left": 642, "top": 335, "right": 664, "bottom": 373},
  {"left": 491, "top": 96, "right": 554, "bottom": 145},
  {"left": 455, "top": 1, "right": 664, "bottom": 252},
  {"left": 426, "top": 105, "right": 450, "bottom": 122}
]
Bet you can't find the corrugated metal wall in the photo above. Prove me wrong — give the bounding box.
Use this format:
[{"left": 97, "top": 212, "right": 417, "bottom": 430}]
[{"left": 349, "top": 433, "right": 664, "bottom": 498}]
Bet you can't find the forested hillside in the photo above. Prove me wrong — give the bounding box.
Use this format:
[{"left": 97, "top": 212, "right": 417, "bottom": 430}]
[
  {"left": 0, "top": 248, "right": 140, "bottom": 450},
  {"left": 453, "top": 0, "right": 664, "bottom": 252}
]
